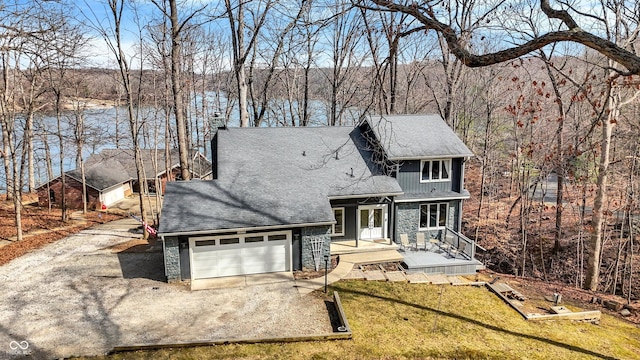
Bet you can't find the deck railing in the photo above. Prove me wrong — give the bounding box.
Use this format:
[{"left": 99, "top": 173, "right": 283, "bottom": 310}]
[{"left": 441, "top": 227, "right": 475, "bottom": 260}]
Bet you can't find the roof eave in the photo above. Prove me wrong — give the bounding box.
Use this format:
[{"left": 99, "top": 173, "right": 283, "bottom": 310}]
[
  {"left": 388, "top": 153, "right": 475, "bottom": 161},
  {"left": 327, "top": 191, "right": 404, "bottom": 200},
  {"left": 158, "top": 220, "right": 336, "bottom": 238},
  {"left": 395, "top": 193, "right": 471, "bottom": 203}
]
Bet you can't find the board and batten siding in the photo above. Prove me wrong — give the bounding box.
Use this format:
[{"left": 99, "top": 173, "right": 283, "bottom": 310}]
[
  {"left": 328, "top": 201, "right": 358, "bottom": 241},
  {"left": 396, "top": 158, "right": 463, "bottom": 194}
]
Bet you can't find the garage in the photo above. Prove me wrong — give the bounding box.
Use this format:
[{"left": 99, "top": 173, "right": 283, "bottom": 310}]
[
  {"left": 189, "top": 231, "right": 291, "bottom": 279},
  {"left": 101, "top": 184, "right": 126, "bottom": 206}
]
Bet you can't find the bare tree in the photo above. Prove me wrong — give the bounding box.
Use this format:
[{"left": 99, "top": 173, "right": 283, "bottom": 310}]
[
  {"left": 366, "top": 0, "right": 640, "bottom": 291},
  {"left": 324, "top": 1, "right": 367, "bottom": 126},
  {"left": 224, "top": 0, "right": 274, "bottom": 127},
  {"left": 86, "top": 0, "right": 151, "bottom": 237},
  {"left": 366, "top": 0, "right": 640, "bottom": 75},
  {"left": 150, "top": 0, "right": 207, "bottom": 180}
]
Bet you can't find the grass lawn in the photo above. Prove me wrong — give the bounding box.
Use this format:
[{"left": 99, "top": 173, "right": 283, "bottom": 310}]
[{"left": 92, "top": 280, "right": 640, "bottom": 360}]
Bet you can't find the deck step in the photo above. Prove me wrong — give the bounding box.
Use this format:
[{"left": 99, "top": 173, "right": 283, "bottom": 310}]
[
  {"left": 363, "top": 270, "right": 387, "bottom": 281},
  {"left": 384, "top": 271, "right": 408, "bottom": 282},
  {"left": 406, "top": 272, "right": 430, "bottom": 283},
  {"left": 425, "top": 274, "right": 450, "bottom": 285},
  {"left": 343, "top": 269, "right": 366, "bottom": 280},
  {"left": 449, "top": 276, "right": 472, "bottom": 286}
]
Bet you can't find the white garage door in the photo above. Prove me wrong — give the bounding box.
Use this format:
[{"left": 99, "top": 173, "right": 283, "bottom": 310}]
[
  {"left": 189, "top": 231, "right": 291, "bottom": 279},
  {"left": 101, "top": 185, "right": 125, "bottom": 206}
]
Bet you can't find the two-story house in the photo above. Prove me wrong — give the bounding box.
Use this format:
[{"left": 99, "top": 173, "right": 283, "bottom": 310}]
[{"left": 158, "top": 114, "right": 475, "bottom": 284}]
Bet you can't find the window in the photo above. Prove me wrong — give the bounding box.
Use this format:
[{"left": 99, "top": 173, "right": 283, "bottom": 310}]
[
  {"left": 420, "top": 160, "right": 450, "bottom": 182},
  {"left": 245, "top": 236, "right": 264, "bottom": 243},
  {"left": 195, "top": 240, "right": 216, "bottom": 247},
  {"left": 419, "top": 203, "right": 448, "bottom": 229},
  {"left": 332, "top": 207, "right": 345, "bottom": 236},
  {"left": 268, "top": 234, "right": 287, "bottom": 241},
  {"left": 219, "top": 237, "right": 240, "bottom": 245}
]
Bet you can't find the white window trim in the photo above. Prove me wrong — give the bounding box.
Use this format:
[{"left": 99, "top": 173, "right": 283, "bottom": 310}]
[
  {"left": 420, "top": 159, "right": 451, "bottom": 183},
  {"left": 418, "top": 202, "right": 448, "bottom": 230},
  {"left": 332, "top": 207, "right": 345, "bottom": 236}
]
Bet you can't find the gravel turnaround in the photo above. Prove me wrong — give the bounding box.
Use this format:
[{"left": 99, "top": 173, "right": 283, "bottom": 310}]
[{"left": 0, "top": 219, "right": 332, "bottom": 359}]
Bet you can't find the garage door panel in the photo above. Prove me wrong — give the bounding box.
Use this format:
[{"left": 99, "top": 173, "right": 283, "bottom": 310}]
[
  {"left": 191, "top": 246, "right": 219, "bottom": 278},
  {"left": 190, "top": 233, "right": 290, "bottom": 280}
]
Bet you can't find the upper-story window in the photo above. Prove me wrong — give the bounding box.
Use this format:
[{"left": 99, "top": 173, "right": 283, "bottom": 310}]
[{"left": 420, "top": 159, "right": 450, "bottom": 182}]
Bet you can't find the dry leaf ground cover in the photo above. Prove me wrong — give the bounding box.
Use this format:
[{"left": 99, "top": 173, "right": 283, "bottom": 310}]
[
  {"left": 92, "top": 280, "right": 640, "bottom": 360},
  {"left": 0, "top": 196, "right": 123, "bottom": 266}
]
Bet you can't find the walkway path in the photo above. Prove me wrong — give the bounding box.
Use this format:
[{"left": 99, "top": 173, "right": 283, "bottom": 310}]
[{"left": 295, "top": 250, "right": 403, "bottom": 295}]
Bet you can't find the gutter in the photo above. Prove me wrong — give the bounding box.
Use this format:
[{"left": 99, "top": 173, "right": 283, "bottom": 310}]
[
  {"left": 327, "top": 192, "right": 403, "bottom": 200},
  {"left": 158, "top": 220, "right": 337, "bottom": 238}
]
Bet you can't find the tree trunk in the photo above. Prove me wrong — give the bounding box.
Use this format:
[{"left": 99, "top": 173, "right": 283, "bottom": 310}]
[
  {"left": 55, "top": 98, "right": 67, "bottom": 222},
  {"left": 169, "top": 0, "right": 191, "bottom": 180},
  {"left": 584, "top": 86, "right": 617, "bottom": 291},
  {"left": 108, "top": 0, "right": 149, "bottom": 238},
  {"left": 475, "top": 105, "right": 492, "bottom": 242},
  {"left": 27, "top": 112, "right": 35, "bottom": 193},
  {"left": 542, "top": 58, "right": 565, "bottom": 255},
  {"left": 226, "top": 0, "right": 250, "bottom": 128}
]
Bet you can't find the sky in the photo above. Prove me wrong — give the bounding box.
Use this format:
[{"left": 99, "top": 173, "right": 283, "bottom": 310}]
[{"left": 74, "top": 1, "right": 161, "bottom": 68}]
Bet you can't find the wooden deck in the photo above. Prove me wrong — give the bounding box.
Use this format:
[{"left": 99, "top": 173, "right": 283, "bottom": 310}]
[
  {"left": 401, "top": 249, "right": 482, "bottom": 276},
  {"left": 330, "top": 238, "right": 482, "bottom": 276}
]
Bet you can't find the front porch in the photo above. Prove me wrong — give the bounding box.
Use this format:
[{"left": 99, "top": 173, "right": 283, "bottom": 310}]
[{"left": 330, "top": 239, "right": 398, "bottom": 255}]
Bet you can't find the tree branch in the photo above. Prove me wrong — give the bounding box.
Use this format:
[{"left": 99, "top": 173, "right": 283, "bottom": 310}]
[{"left": 368, "top": 0, "right": 640, "bottom": 75}]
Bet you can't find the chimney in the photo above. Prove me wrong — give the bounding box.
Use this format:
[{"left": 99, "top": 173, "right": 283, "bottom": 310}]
[{"left": 209, "top": 112, "right": 226, "bottom": 180}]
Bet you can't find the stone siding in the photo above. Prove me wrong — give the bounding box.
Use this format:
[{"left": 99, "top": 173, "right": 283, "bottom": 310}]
[
  {"left": 448, "top": 201, "right": 458, "bottom": 232},
  {"left": 396, "top": 202, "right": 420, "bottom": 244},
  {"left": 301, "top": 226, "right": 331, "bottom": 270},
  {"left": 163, "top": 236, "right": 181, "bottom": 282},
  {"left": 396, "top": 201, "right": 462, "bottom": 243}
]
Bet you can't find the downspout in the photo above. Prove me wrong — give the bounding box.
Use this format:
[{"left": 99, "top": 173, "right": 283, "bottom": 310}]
[
  {"left": 459, "top": 157, "right": 467, "bottom": 232},
  {"left": 161, "top": 235, "right": 168, "bottom": 280},
  {"left": 390, "top": 197, "right": 396, "bottom": 245}
]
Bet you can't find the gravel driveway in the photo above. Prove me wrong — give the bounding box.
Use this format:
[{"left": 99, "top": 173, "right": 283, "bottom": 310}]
[{"left": 0, "top": 219, "right": 332, "bottom": 359}]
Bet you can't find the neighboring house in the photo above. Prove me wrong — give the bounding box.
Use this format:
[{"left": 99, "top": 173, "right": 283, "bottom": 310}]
[
  {"left": 158, "top": 114, "right": 474, "bottom": 283},
  {"left": 37, "top": 149, "right": 212, "bottom": 209}
]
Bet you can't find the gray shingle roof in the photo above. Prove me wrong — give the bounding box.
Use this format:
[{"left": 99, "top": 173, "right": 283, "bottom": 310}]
[
  {"left": 66, "top": 159, "right": 131, "bottom": 191},
  {"left": 158, "top": 179, "right": 334, "bottom": 235},
  {"left": 84, "top": 148, "right": 211, "bottom": 179},
  {"left": 366, "top": 114, "right": 474, "bottom": 160},
  {"left": 158, "top": 126, "right": 403, "bottom": 235},
  {"left": 217, "top": 126, "right": 403, "bottom": 198}
]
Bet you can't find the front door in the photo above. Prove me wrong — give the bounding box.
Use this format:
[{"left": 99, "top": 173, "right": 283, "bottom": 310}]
[{"left": 359, "top": 205, "right": 387, "bottom": 240}]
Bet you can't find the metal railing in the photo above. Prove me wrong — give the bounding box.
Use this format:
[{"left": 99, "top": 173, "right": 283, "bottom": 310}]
[{"left": 441, "top": 226, "right": 475, "bottom": 259}]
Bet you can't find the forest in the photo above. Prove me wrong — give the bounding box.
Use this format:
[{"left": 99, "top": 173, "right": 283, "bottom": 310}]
[{"left": 1, "top": 0, "right": 639, "bottom": 301}]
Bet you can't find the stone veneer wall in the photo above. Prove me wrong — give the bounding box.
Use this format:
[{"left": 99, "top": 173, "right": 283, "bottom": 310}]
[
  {"left": 396, "top": 201, "right": 461, "bottom": 244},
  {"left": 449, "top": 202, "right": 458, "bottom": 232},
  {"left": 163, "top": 236, "right": 181, "bottom": 282},
  {"left": 395, "top": 202, "right": 420, "bottom": 244},
  {"left": 301, "top": 225, "right": 331, "bottom": 270}
]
